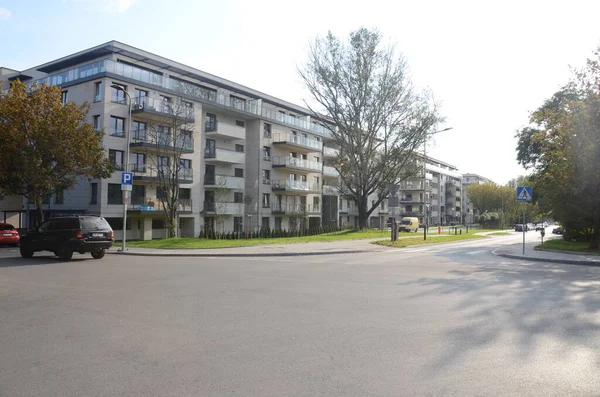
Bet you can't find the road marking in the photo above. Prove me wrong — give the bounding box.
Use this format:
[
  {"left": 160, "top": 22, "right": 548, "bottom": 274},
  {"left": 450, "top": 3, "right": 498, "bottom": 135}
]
[{"left": 465, "top": 250, "right": 488, "bottom": 255}]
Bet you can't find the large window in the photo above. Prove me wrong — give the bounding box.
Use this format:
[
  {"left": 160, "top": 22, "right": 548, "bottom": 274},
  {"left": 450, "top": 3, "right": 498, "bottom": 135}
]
[
  {"left": 234, "top": 192, "right": 244, "bottom": 203},
  {"left": 107, "top": 183, "right": 122, "bottom": 204},
  {"left": 90, "top": 183, "right": 98, "bottom": 204},
  {"left": 234, "top": 217, "right": 243, "bottom": 233},
  {"left": 263, "top": 123, "right": 272, "bottom": 138},
  {"left": 263, "top": 146, "right": 270, "bottom": 161},
  {"left": 94, "top": 82, "right": 102, "bottom": 102},
  {"left": 109, "top": 116, "right": 125, "bottom": 137},
  {"left": 132, "top": 121, "right": 146, "bottom": 140},
  {"left": 134, "top": 88, "right": 147, "bottom": 99},
  {"left": 109, "top": 149, "right": 124, "bottom": 170},
  {"left": 262, "top": 217, "right": 270, "bottom": 229},
  {"left": 262, "top": 193, "right": 270, "bottom": 208},
  {"left": 132, "top": 153, "right": 146, "bottom": 172},
  {"left": 234, "top": 168, "right": 244, "bottom": 178},
  {"left": 262, "top": 169, "right": 270, "bottom": 184},
  {"left": 180, "top": 159, "right": 191, "bottom": 169},
  {"left": 61, "top": 91, "right": 68, "bottom": 104},
  {"left": 235, "top": 144, "right": 244, "bottom": 153},
  {"left": 93, "top": 115, "right": 100, "bottom": 131},
  {"left": 111, "top": 83, "right": 127, "bottom": 104},
  {"left": 205, "top": 113, "right": 217, "bottom": 132}
]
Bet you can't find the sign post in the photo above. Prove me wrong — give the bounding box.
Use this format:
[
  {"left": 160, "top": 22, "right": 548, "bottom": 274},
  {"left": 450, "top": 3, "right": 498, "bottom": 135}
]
[
  {"left": 516, "top": 186, "right": 533, "bottom": 255},
  {"left": 388, "top": 184, "right": 399, "bottom": 242},
  {"left": 121, "top": 172, "right": 133, "bottom": 251}
]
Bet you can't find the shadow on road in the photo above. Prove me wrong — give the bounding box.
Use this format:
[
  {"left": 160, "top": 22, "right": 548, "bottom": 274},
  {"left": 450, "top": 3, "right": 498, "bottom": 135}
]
[
  {"left": 398, "top": 256, "right": 600, "bottom": 373},
  {"left": 0, "top": 255, "right": 88, "bottom": 267}
]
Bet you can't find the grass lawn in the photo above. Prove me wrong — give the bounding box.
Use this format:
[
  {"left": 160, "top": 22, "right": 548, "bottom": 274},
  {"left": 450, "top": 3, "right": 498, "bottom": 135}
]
[
  {"left": 126, "top": 229, "right": 390, "bottom": 249},
  {"left": 538, "top": 239, "right": 600, "bottom": 254},
  {"left": 374, "top": 233, "right": 486, "bottom": 248}
]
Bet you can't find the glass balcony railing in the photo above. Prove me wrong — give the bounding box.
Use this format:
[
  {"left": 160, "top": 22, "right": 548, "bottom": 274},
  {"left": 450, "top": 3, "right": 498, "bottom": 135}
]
[
  {"left": 132, "top": 96, "right": 194, "bottom": 120},
  {"left": 273, "top": 133, "right": 323, "bottom": 151},
  {"left": 109, "top": 128, "right": 125, "bottom": 137},
  {"left": 272, "top": 156, "right": 322, "bottom": 171},
  {"left": 131, "top": 131, "right": 194, "bottom": 151},
  {"left": 26, "top": 58, "right": 333, "bottom": 138},
  {"left": 271, "top": 180, "right": 320, "bottom": 192}
]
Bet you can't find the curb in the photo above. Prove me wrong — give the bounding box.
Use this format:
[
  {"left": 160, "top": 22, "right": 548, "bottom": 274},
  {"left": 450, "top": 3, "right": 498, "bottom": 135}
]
[
  {"left": 534, "top": 247, "right": 600, "bottom": 257},
  {"left": 106, "top": 249, "right": 371, "bottom": 258},
  {"left": 491, "top": 248, "right": 600, "bottom": 267}
]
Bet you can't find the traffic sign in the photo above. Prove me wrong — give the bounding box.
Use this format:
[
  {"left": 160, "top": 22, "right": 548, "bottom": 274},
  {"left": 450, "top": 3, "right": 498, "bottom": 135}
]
[
  {"left": 388, "top": 183, "right": 399, "bottom": 197},
  {"left": 121, "top": 172, "right": 133, "bottom": 185},
  {"left": 389, "top": 196, "right": 399, "bottom": 207},
  {"left": 516, "top": 186, "right": 533, "bottom": 202},
  {"left": 121, "top": 184, "right": 132, "bottom": 191}
]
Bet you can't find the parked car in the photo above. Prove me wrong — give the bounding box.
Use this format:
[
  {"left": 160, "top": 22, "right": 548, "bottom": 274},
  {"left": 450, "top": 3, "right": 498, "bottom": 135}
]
[
  {"left": 526, "top": 223, "right": 535, "bottom": 231},
  {"left": 0, "top": 223, "right": 20, "bottom": 246},
  {"left": 552, "top": 227, "right": 564, "bottom": 235},
  {"left": 515, "top": 224, "right": 525, "bottom": 232},
  {"left": 19, "top": 215, "right": 114, "bottom": 260},
  {"left": 535, "top": 222, "right": 548, "bottom": 231}
]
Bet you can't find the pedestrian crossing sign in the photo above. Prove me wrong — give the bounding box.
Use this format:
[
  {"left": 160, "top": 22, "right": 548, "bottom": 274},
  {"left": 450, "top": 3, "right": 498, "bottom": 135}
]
[{"left": 516, "top": 186, "right": 533, "bottom": 202}]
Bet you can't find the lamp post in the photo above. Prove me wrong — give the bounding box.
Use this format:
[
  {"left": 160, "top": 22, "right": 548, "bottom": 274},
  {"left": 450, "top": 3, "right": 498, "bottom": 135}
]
[
  {"left": 423, "top": 127, "right": 453, "bottom": 241},
  {"left": 111, "top": 85, "right": 133, "bottom": 251}
]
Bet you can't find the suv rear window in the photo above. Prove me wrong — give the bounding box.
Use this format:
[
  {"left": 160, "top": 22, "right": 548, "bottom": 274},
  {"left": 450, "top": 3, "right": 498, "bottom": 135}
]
[
  {"left": 80, "top": 217, "right": 111, "bottom": 230},
  {"left": 0, "top": 224, "right": 15, "bottom": 230}
]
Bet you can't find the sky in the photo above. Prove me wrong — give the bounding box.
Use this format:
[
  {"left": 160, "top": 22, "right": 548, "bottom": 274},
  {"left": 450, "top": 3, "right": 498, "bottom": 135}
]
[{"left": 2, "top": 0, "right": 600, "bottom": 184}]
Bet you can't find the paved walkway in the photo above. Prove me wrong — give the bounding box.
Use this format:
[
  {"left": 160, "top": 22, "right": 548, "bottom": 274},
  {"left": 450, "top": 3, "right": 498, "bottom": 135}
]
[
  {"left": 107, "top": 239, "right": 387, "bottom": 257},
  {"left": 492, "top": 240, "right": 600, "bottom": 266}
]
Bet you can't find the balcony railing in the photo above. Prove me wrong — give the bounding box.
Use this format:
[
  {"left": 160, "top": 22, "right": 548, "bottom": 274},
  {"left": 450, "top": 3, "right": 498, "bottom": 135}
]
[
  {"left": 203, "top": 201, "right": 244, "bottom": 215},
  {"left": 323, "top": 147, "right": 339, "bottom": 157},
  {"left": 271, "top": 203, "right": 319, "bottom": 214},
  {"left": 131, "top": 130, "right": 194, "bottom": 151},
  {"left": 271, "top": 180, "right": 320, "bottom": 192},
  {"left": 323, "top": 165, "right": 338, "bottom": 176},
  {"left": 132, "top": 96, "right": 195, "bottom": 121},
  {"left": 109, "top": 128, "right": 125, "bottom": 137},
  {"left": 111, "top": 162, "right": 125, "bottom": 171},
  {"left": 204, "top": 147, "right": 245, "bottom": 164},
  {"left": 130, "top": 198, "right": 192, "bottom": 212},
  {"left": 26, "top": 58, "right": 333, "bottom": 138},
  {"left": 204, "top": 120, "right": 245, "bottom": 140},
  {"left": 273, "top": 133, "right": 323, "bottom": 151},
  {"left": 323, "top": 184, "right": 339, "bottom": 195},
  {"left": 133, "top": 166, "right": 193, "bottom": 182},
  {"left": 272, "top": 156, "right": 322, "bottom": 172},
  {"left": 203, "top": 174, "right": 245, "bottom": 189}
]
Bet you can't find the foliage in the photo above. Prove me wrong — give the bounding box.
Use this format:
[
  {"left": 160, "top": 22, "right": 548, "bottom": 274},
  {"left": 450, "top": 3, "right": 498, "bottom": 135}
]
[
  {"left": 298, "top": 28, "right": 442, "bottom": 229},
  {"left": 0, "top": 80, "right": 113, "bottom": 224},
  {"left": 538, "top": 238, "right": 600, "bottom": 253}
]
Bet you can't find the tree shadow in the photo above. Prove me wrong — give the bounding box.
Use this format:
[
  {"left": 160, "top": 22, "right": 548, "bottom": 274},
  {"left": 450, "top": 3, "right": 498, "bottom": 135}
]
[
  {"left": 398, "top": 255, "right": 600, "bottom": 375},
  {"left": 0, "top": 255, "right": 88, "bottom": 268}
]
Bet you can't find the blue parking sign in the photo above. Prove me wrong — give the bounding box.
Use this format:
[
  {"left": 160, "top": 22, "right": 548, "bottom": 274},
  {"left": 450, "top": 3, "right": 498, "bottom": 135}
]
[{"left": 121, "top": 172, "right": 133, "bottom": 185}]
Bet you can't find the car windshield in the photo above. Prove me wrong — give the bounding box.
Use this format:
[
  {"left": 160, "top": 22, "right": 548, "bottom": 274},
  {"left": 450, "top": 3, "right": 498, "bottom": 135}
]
[
  {"left": 80, "top": 217, "right": 111, "bottom": 230},
  {"left": 400, "top": 220, "right": 411, "bottom": 225},
  {"left": 0, "top": 224, "right": 14, "bottom": 230}
]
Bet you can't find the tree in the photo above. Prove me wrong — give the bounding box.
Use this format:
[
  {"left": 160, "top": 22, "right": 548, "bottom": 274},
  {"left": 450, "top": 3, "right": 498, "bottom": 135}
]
[
  {"left": 299, "top": 28, "right": 441, "bottom": 228},
  {"left": 466, "top": 183, "right": 501, "bottom": 216},
  {"left": 141, "top": 96, "right": 196, "bottom": 238},
  {"left": 0, "top": 80, "right": 112, "bottom": 225},
  {"left": 213, "top": 176, "right": 231, "bottom": 234}
]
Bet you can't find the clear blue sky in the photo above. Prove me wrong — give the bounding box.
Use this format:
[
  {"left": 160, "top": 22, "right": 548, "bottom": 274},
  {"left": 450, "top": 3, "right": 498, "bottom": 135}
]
[{"left": 2, "top": 0, "right": 600, "bottom": 184}]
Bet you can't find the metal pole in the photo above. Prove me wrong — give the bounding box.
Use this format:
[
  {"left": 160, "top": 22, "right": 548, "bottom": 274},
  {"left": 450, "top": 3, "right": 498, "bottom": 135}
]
[
  {"left": 424, "top": 134, "right": 427, "bottom": 241},
  {"left": 117, "top": 88, "right": 132, "bottom": 251},
  {"left": 522, "top": 204, "right": 525, "bottom": 255}
]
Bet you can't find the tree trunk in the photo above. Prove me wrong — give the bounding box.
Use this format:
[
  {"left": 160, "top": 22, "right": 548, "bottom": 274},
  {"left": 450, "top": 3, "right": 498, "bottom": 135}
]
[
  {"left": 35, "top": 199, "right": 44, "bottom": 227},
  {"left": 589, "top": 219, "right": 600, "bottom": 249}
]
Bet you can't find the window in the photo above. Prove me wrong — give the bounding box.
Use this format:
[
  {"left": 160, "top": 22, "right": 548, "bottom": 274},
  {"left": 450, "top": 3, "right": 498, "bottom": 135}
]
[
  {"left": 156, "top": 187, "right": 168, "bottom": 200},
  {"left": 132, "top": 153, "right": 146, "bottom": 172},
  {"left": 263, "top": 146, "right": 271, "bottom": 161},
  {"left": 61, "top": 91, "right": 68, "bottom": 104},
  {"left": 93, "top": 115, "right": 100, "bottom": 131},
  {"left": 205, "top": 138, "right": 216, "bottom": 156},
  {"left": 109, "top": 149, "right": 124, "bottom": 170},
  {"left": 157, "top": 126, "right": 171, "bottom": 145},
  {"left": 234, "top": 192, "right": 244, "bottom": 203},
  {"left": 275, "top": 217, "right": 282, "bottom": 230},
  {"left": 230, "top": 95, "right": 246, "bottom": 110},
  {"left": 107, "top": 183, "right": 122, "bottom": 204},
  {"left": 55, "top": 190, "right": 64, "bottom": 205},
  {"left": 235, "top": 144, "right": 244, "bottom": 153},
  {"left": 262, "top": 169, "right": 270, "bottom": 184},
  {"left": 234, "top": 168, "right": 244, "bottom": 178},
  {"left": 262, "top": 217, "right": 270, "bottom": 229},
  {"left": 262, "top": 193, "right": 270, "bottom": 208},
  {"left": 314, "top": 156, "right": 320, "bottom": 163},
  {"left": 134, "top": 88, "right": 147, "bottom": 99},
  {"left": 157, "top": 156, "right": 169, "bottom": 173},
  {"left": 94, "top": 82, "right": 102, "bottom": 102},
  {"left": 313, "top": 176, "right": 319, "bottom": 185},
  {"left": 235, "top": 120, "right": 245, "bottom": 127},
  {"left": 109, "top": 116, "right": 125, "bottom": 137},
  {"left": 90, "top": 183, "right": 98, "bottom": 204},
  {"left": 179, "top": 188, "right": 191, "bottom": 200},
  {"left": 234, "top": 217, "right": 243, "bottom": 233},
  {"left": 180, "top": 159, "right": 191, "bottom": 169},
  {"left": 263, "top": 123, "right": 272, "bottom": 138},
  {"left": 152, "top": 219, "right": 165, "bottom": 230},
  {"left": 111, "top": 83, "right": 127, "bottom": 104},
  {"left": 406, "top": 205, "right": 413, "bottom": 212},
  {"left": 132, "top": 121, "right": 146, "bottom": 140},
  {"left": 42, "top": 194, "right": 50, "bottom": 204},
  {"left": 205, "top": 113, "right": 217, "bottom": 132}
]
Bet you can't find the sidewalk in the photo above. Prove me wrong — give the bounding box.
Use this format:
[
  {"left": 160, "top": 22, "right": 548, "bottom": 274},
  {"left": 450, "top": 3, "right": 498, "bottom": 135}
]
[
  {"left": 106, "top": 239, "right": 386, "bottom": 258},
  {"left": 492, "top": 240, "right": 600, "bottom": 267}
]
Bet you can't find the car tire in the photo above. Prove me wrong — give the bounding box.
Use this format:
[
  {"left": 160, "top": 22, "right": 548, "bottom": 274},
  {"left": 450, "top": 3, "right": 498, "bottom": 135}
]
[
  {"left": 57, "top": 244, "right": 73, "bottom": 261},
  {"left": 20, "top": 245, "right": 34, "bottom": 258},
  {"left": 91, "top": 249, "right": 105, "bottom": 259}
]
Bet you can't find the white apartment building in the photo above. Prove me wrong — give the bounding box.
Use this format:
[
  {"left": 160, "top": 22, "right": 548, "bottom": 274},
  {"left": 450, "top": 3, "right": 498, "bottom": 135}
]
[{"left": 0, "top": 41, "right": 339, "bottom": 240}]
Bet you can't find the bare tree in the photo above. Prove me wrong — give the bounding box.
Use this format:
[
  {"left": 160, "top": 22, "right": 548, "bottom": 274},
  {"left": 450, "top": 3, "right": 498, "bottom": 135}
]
[
  {"left": 213, "top": 176, "right": 231, "bottom": 234},
  {"left": 136, "top": 96, "right": 196, "bottom": 237},
  {"left": 299, "top": 28, "right": 442, "bottom": 228}
]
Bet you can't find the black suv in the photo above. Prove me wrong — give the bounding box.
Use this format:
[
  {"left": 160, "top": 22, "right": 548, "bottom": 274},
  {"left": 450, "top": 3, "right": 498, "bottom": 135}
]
[{"left": 20, "top": 215, "right": 114, "bottom": 260}]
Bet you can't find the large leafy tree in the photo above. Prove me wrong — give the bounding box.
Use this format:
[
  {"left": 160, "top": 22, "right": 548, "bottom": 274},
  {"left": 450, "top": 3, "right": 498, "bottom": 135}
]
[
  {"left": 0, "top": 80, "right": 113, "bottom": 225},
  {"left": 299, "top": 28, "right": 441, "bottom": 228}
]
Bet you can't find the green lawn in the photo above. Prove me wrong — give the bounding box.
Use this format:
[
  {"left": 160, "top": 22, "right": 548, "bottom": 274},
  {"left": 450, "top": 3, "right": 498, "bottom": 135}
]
[
  {"left": 126, "top": 229, "right": 390, "bottom": 249},
  {"left": 538, "top": 239, "right": 600, "bottom": 253},
  {"left": 374, "top": 233, "right": 486, "bottom": 248}
]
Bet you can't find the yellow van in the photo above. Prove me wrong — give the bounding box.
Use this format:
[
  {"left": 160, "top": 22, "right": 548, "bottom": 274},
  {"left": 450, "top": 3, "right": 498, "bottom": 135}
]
[{"left": 398, "top": 217, "right": 420, "bottom": 233}]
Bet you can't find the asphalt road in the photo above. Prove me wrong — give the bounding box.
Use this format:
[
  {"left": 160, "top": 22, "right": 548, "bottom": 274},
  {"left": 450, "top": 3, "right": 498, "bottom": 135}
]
[{"left": 1, "top": 231, "right": 599, "bottom": 396}]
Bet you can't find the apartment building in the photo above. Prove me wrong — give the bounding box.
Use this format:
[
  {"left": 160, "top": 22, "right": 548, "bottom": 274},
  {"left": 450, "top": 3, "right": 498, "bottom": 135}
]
[
  {"left": 461, "top": 173, "right": 494, "bottom": 224},
  {"left": 0, "top": 41, "right": 338, "bottom": 239},
  {"left": 369, "top": 155, "right": 463, "bottom": 228}
]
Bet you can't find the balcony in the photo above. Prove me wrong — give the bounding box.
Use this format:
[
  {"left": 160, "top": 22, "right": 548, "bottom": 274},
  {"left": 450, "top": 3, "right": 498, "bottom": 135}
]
[
  {"left": 323, "top": 184, "right": 339, "bottom": 195},
  {"left": 129, "top": 198, "right": 192, "bottom": 214},
  {"left": 205, "top": 120, "right": 245, "bottom": 140},
  {"left": 203, "top": 174, "right": 245, "bottom": 190},
  {"left": 109, "top": 128, "right": 125, "bottom": 138},
  {"left": 323, "top": 147, "right": 339, "bottom": 158},
  {"left": 202, "top": 201, "right": 244, "bottom": 215},
  {"left": 399, "top": 199, "right": 425, "bottom": 205},
  {"left": 132, "top": 96, "right": 195, "bottom": 123},
  {"left": 132, "top": 165, "right": 193, "bottom": 184},
  {"left": 272, "top": 133, "right": 323, "bottom": 153},
  {"left": 323, "top": 166, "right": 338, "bottom": 178},
  {"left": 271, "top": 180, "right": 320, "bottom": 194},
  {"left": 272, "top": 156, "right": 322, "bottom": 172},
  {"left": 339, "top": 207, "right": 359, "bottom": 215},
  {"left": 271, "top": 203, "right": 321, "bottom": 215},
  {"left": 130, "top": 130, "right": 194, "bottom": 153},
  {"left": 204, "top": 147, "right": 245, "bottom": 164}
]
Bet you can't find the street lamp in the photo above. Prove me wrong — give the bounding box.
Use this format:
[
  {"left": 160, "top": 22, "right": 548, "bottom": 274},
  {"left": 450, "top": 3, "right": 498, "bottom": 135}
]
[
  {"left": 423, "top": 127, "right": 453, "bottom": 241},
  {"left": 111, "top": 84, "right": 133, "bottom": 251}
]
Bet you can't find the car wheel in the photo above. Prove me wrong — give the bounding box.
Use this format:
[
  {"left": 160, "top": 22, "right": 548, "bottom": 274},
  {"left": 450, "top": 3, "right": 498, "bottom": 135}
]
[
  {"left": 91, "top": 249, "right": 105, "bottom": 259},
  {"left": 20, "top": 245, "right": 34, "bottom": 258},
  {"left": 57, "top": 244, "right": 73, "bottom": 261}
]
